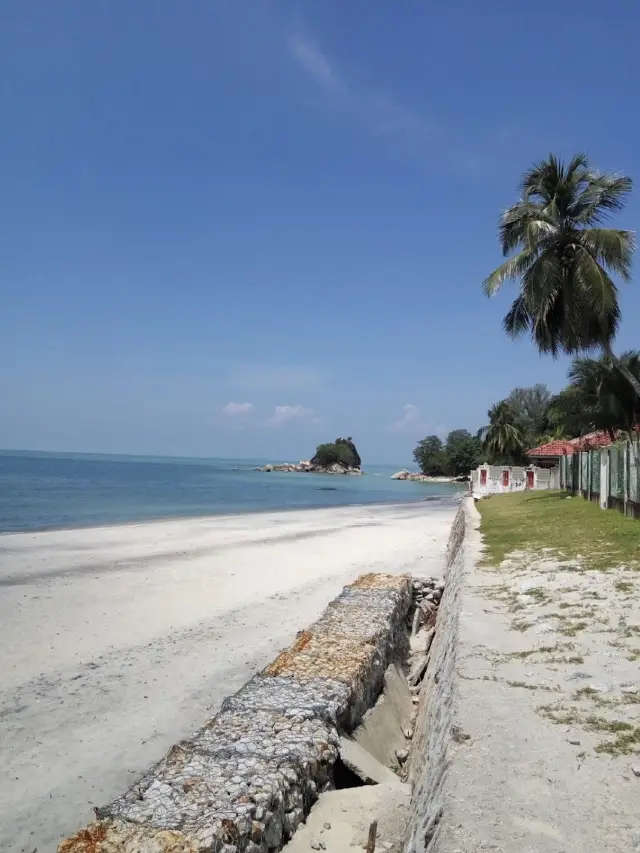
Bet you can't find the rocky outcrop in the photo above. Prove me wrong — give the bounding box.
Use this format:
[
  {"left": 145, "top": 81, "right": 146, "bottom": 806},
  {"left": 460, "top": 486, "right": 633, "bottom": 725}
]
[
  {"left": 255, "top": 462, "right": 362, "bottom": 475},
  {"left": 390, "top": 470, "right": 468, "bottom": 483},
  {"left": 391, "top": 470, "right": 452, "bottom": 483},
  {"left": 256, "top": 439, "right": 363, "bottom": 475},
  {"left": 310, "top": 437, "right": 362, "bottom": 471}
]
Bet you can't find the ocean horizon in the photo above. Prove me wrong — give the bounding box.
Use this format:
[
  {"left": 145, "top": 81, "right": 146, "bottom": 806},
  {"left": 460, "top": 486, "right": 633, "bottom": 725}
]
[{"left": 0, "top": 449, "right": 463, "bottom": 534}]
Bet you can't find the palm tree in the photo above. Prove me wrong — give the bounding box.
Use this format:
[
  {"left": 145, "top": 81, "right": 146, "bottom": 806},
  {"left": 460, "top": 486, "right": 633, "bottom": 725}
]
[
  {"left": 484, "top": 154, "right": 640, "bottom": 396},
  {"left": 547, "top": 351, "right": 640, "bottom": 439},
  {"left": 479, "top": 400, "right": 526, "bottom": 462}
]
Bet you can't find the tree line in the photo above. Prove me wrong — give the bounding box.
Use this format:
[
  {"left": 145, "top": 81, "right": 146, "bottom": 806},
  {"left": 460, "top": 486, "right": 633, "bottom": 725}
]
[{"left": 414, "top": 154, "right": 640, "bottom": 476}]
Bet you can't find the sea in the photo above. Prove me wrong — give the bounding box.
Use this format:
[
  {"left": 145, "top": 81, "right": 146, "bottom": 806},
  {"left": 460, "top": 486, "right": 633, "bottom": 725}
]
[{"left": 0, "top": 450, "right": 464, "bottom": 534}]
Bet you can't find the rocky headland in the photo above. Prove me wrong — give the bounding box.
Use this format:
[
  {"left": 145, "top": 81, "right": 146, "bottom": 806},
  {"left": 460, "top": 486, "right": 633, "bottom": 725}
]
[{"left": 255, "top": 437, "right": 363, "bottom": 475}]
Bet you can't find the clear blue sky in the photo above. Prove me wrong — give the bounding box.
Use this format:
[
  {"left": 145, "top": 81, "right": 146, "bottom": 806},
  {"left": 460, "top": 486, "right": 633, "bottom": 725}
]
[{"left": 2, "top": 1, "right": 639, "bottom": 463}]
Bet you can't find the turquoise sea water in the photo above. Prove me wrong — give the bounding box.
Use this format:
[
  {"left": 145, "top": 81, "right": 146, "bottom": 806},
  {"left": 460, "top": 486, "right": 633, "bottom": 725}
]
[{"left": 0, "top": 451, "right": 463, "bottom": 533}]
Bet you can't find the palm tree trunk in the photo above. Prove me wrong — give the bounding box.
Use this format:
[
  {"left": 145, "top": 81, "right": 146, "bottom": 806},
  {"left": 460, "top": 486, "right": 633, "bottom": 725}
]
[{"left": 603, "top": 344, "right": 640, "bottom": 398}]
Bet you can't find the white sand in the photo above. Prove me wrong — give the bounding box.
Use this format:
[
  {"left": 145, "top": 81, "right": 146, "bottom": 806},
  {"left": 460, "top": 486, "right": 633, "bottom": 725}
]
[{"left": 0, "top": 500, "right": 455, "bottom": 853}]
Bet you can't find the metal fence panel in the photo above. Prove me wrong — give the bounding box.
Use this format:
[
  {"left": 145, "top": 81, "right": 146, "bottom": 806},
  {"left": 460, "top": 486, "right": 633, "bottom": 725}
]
[
  {"left": 610, "top": 445, "right": 624, "bottom": 501},
  {"left": 630, "top": 441, "right": 640, "bottom": 505},
  {"left": 590, "top": 450, "right": 600, "bottom": 494},
  {"left": 580, "top": 453, "right": 588, "bottom": 492},
  {"left": 566, "top": 455, "right": 575, "bottom": 493}
]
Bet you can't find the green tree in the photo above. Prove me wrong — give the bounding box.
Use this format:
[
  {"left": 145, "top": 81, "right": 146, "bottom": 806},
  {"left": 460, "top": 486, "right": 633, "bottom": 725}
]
[
  {"left": 547, "top": 351, "right": 640, "bottom": 439},
  {"left": 413, "top": 435, "right": 448, "bottom": 476},
  {"left": 479, "top": 401, "right": 526, "bottom": 463},
  {"left": 484, "top": 154, "right": 640, "bottom": 396},
  {"left": 444, "top": 429, "right": 483, "bottom": 476},
  {"left": 313, "top": 442, "right": 356, "bottom": 468},
  {"left": 505, "top": 384, "right": 552, "bottom": 444}
]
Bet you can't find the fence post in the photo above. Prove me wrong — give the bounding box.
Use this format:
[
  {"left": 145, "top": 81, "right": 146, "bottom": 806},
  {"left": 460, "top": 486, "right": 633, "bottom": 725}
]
[
  {"left": 600, "top": 449, "right": 608, "bottom": 510},
  {"left": 625, "top": 442, "right": 630, "bottom": 517}
]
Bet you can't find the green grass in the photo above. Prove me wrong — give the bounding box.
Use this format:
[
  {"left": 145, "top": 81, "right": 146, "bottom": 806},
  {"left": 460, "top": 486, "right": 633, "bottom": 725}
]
[
  {"left": 478, "top": 492, "right": 640, "bottom": 571},
  {"left": 595, "top": 727, "right": 640, "bottom": 756},
  {"left": 558, "top": 620, "right": 588, "bottom": 637},
  {"left": 538, "top": 705, "right": 640, "bottom": 752}
]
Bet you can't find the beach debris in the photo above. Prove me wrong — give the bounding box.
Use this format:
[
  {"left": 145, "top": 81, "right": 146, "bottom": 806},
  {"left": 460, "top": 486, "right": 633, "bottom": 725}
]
[{"left": 365, "top": 820, "right": 378, "bottom": 853}]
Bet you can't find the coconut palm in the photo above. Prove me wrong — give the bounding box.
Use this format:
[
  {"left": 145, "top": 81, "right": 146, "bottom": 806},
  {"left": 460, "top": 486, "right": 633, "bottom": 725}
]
[
  {"left": 484, "top": 154, "right": 640, "bottom": 395},
  {"left": 547, "top": 351, "right": 640, "bottom": 438},
  {"left": 479, "top": 400, "right": 526, "bottom": 463}
]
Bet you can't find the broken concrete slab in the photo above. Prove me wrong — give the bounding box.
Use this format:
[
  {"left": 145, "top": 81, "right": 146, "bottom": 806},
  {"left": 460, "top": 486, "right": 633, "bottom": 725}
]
[
  {"left": 283, "top": 784, "right": 411, "bottom": 853},
  {"left": 338, "top": 737, "right": 404, "bottom": 787},
  {"left": 410, "top": 627, "right": 435, "bottom": 656},
  {"left": 354, "top": 664, "right": 413, "bottom": 770},
  {"left": 407, "top": 653, "right": 429, "bottom": 687}
]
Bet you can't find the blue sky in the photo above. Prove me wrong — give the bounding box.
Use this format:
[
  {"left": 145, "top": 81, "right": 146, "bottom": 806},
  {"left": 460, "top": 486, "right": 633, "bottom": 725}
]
[{"left": 2, "top": 0, "right": 640, "bottom": 463}]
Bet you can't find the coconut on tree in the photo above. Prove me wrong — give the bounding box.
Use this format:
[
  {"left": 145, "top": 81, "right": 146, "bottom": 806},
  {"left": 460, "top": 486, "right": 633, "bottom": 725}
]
[{"left": 484, "top": 154, "right": 640, "bottom": 396}]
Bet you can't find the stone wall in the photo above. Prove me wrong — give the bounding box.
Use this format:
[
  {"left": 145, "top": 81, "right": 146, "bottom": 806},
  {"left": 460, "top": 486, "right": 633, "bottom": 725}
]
[
  {"left": 58, "top": 574, "right": 412, "bottom": 853},
  {"left": 404, "top": 499, "right": 476, "bottom": 853}
]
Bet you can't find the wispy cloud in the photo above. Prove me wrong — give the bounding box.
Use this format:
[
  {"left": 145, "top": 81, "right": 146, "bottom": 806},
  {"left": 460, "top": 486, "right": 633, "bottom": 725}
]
[
  {"left": 267, "top": 404, "right": 319, "bottom": 427},
  {"left": 287, "top": 34, "right": 343, "bottom": 93},
  {"left": 286, "top": 33, "right": 435, "bottom": 148},
  {"left": 388, "top": 403, "right": 446, "bottom": 437},
  {"left": 217, "top": 400, "right": 255, "bottom": 431},
  {"left": 222, "top": 401, "right": 254, "bottom": 416}
]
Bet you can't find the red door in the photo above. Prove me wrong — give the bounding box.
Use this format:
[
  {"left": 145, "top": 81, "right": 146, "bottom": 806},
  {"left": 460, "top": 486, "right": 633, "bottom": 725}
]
[
  {"left": 502, "top": 469, "right": 510, "bottom": 488},
  {"left": 480, "top": 469, "right": 487, "bottom": 486},
  {"left": 526, "top": 470, "right": 534, "bottom": 489}
]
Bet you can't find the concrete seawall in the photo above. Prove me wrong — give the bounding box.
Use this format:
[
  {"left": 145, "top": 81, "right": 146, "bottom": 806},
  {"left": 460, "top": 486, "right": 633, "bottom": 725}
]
[
  {"left": 404, "top": 498, "right": 479, "bottom": 853},
  {"left": 58, "top": 574, "right": 413, "bottom": 853}
]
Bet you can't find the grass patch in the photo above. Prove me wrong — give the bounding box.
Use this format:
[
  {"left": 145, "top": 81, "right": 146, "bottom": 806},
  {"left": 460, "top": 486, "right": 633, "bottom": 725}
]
[
  {"left": 523, "top": 586, "right": 552, "bottom": 604},
  {"left": 614, "top": 580, "right": 634, "bottom": 593},
  {"left": 558, "top": 620, "right": 588, "bottom": 637},
  {"left": 511, "top": 619, "right": 535, "bottom": 632},
  {"left": 595, "top": 727, "right": 640, "bottom": 756},
  {"left": 574, "top": 686, "right": 599, "bottom": 699},
  {"left": 508, "top": 643, "right": 584, "bottom": 665},
  {"left": 538, "top": 706, "right": 639, "bottom": 753},
  {"left": 506, "top": 679, "right": 554, "bottom": 691},
  {"left": 478, "top": 492, "right": 640, "bottom": 571}
]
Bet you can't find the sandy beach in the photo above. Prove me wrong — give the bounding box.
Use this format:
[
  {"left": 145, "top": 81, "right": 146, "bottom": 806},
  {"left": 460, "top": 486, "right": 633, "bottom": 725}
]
[{"left": 0, "top": 500, "right": 455, "bottom": 853}]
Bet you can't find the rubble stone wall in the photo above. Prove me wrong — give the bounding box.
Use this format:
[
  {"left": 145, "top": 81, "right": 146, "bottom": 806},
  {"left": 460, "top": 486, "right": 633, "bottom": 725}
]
[{"left": 58, "top": 573, "right": 412, "bottom": 853}]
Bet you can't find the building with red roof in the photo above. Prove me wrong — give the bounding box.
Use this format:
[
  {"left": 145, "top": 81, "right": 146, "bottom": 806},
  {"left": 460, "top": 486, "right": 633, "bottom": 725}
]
[{"left": 526, "top": 431, "right": 616, "bottom": 467}]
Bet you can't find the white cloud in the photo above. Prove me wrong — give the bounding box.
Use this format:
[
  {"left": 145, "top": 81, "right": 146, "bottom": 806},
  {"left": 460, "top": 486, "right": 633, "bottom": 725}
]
[
  {"left": 287, "top": 34, "right": 343, "bottom": 92},
  {"left": 222, "top": 401, "right": 254, "bottom": 416},
  {"left": 267, "top": 404, "right": 318, "bottom": 427},
  {"left": 286, "top": 33, "right": 435, "bottom": 148},
  {"left": 388, "top": 404, "right": 446, "bottom": 436}
]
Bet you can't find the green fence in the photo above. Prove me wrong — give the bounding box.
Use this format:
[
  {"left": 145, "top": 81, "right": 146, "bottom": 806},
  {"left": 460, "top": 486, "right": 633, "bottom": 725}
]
[{"left": 560, "top": 439, "right": 640, "bottom": 519}]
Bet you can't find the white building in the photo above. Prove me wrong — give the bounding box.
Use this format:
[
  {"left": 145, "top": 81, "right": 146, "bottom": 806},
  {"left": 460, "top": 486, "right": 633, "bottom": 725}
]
[{"left": 471, "top": 464, "right": 559, "bottom": 496}]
